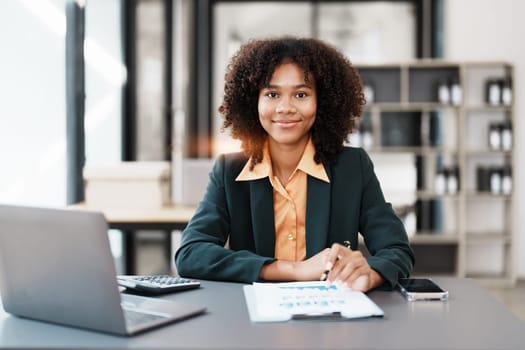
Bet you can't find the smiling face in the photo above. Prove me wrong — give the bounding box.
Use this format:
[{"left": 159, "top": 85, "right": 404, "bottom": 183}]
[{"left": 258, "top": 62, "right": 317, "bottom": 152}]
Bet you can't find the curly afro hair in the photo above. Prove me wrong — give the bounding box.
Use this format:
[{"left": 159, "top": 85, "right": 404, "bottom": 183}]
[{"left": 219, "top": 36, "right": 365, "bottom": 169}]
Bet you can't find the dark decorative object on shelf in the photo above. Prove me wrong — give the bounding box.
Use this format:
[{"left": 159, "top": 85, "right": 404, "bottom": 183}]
[
  {"left": 488, "top": 122, "right": 502, "bottom": 150},
  {"left": 502, "top": 165, "right": 512, "bottom": 195},
  {"left": 501, "top": 78, "right": 513, "bottom": 105},
  {"left": 485, "top": 77, "right": 512, "bottom": 106},
  {"left": 488, "top": 121, "right": 512, "bottom": 150},
  {"left": 446, "top": 166, "right": 459, "bottom": 194},
  {"left": 490, "top": 167, "right": 502, "bottom": 194},
  {"left": 437, "top": 79, "right": 450, "bottom": 104},
  {"left": 381, "top": 112, "right": 422, "bottom": 147},
  {"left": 450, "top": 77, "right": 462, "bottom": 106},
  {"left": 416, "top": 199, "right": 442, "bottom": 233},
  {"left": 437, "top": 77, "right": 462, "bottom": 105},
  {"left": 476, "top": 165, "right": 512, "bottom": 194},
  {"left": 476, "top": 166, "right": 492, "bottom": 192},
  {"left": 486, "top": 79, "right": 502, "bottom": 106},
  {"left": 434, "top": 167, "right": 446, "bottom": 195},
  {"left": 501, "top": 121, "right": 513, "bottom": 150},
  {"left": 434, "top": 165, "right": 459, "bottom": 195}
]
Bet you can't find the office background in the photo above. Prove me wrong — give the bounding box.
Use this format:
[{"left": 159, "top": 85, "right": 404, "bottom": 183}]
[{"left": 0, "top": 0, "right": 523, "bottom": 288}]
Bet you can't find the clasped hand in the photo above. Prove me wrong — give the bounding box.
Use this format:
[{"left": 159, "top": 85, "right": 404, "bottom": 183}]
[
  {"left": 297, "top": 243, "right": 383, "bottom": 292},
  {"left": 260, "top": 243, "right": 384, "bottom": 291}
]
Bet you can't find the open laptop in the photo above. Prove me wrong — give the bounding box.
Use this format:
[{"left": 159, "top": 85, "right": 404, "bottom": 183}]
[{"left": 0, "top": 204, "right": 206, "bottom": 336}]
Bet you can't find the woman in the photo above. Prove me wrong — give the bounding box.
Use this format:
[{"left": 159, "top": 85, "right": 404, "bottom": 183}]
[{"left": 175, "top": 37, "right": 414, "bottom": 292}]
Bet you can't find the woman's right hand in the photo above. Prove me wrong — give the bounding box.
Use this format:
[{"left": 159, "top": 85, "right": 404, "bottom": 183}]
[
  {"left": 259, "top": 248, "right": 331, "bottom": 281},
  {"left": 293, "top": 248, "right": 331, "bottom": 280}
]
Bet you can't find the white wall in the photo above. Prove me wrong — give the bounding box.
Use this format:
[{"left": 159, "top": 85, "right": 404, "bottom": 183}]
[
  {"left": 0, "top": 0, "right": 67, "bottom": 206},
  {"left": 84, "top": 0, "right": 124, "bottom": 167},
  {"left": 444, "top": 0, "right": 525, "bottom": 278},
  {"left": 0, "top": 0, "right": 123, "bottom": 206}
]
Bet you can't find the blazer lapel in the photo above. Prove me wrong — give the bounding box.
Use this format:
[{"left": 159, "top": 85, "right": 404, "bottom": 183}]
[
  {"left": 249, "top": 178, "right": 275, "bottom": 257},
  {"left": 305, "top": 171, "right": 331, "bottom": 258}
]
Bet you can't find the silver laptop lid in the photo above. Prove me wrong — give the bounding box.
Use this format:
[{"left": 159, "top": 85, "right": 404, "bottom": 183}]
[{"left": 0, "top": 204, "right": 127, "bottom": 335}]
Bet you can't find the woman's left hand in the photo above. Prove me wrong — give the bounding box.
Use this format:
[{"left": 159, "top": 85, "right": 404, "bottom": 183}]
[{"left": 324, "top": 243, "right": 384, "bottom": 292}]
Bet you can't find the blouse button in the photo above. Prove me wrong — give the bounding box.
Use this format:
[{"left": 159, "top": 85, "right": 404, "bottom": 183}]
[{"left": 287, "top": 232, "right": 295, "bottom": 241}]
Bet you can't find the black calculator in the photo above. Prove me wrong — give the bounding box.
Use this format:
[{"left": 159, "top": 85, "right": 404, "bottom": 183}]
[{"left": 117, "top": 275, "right": 201, "bottom": 294}]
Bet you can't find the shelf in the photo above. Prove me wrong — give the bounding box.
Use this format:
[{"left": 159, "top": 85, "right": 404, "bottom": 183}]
[
  {"left": 357, "top": 61, "right": 516, "bottom": 287},
  {"left": 465, "top": 192, "right": 512, "bottom": 200},
  {"left": 369, "top": 146, "right": 458, "bottom": 155},
  {"left": 466, "top": 232, "right": 512, "bottom": 243},
  {"left": 465, "top": 149, "right": 512, "bottom": 156},
  {"left": 357, "top": 67, "right": 400, "bottom": 103},
  {"left": 365, "top": 102, "right": 460, "bottom": 112},
  {"left": 410, "top": 233, "right": 459, "bottom": 244},
  {"left": 408, "top": 66, "right": 460, "bottom": 103},
  {"left": 465, "top": 105, "right": 512, "bottom": 113},
  {"left": 464, "top": 61, "right": 513, "bottom": 68},
  {"left": 416, "top": 191, "right": 460, "bottom": 200}
]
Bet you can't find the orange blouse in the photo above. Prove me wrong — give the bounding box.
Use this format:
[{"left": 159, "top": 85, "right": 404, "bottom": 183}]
[{"left": 236, "top": 138, "right": 329, "bottom": 261}]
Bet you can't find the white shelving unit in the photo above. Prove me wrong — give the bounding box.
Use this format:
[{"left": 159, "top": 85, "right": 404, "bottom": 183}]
[{"left": 355, "top": 61, "right": 516, "bottom": 287}]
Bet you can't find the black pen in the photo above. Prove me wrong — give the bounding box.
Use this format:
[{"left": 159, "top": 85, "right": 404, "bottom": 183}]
[{"left": 320, "top": 240, "right": 351, "bottom": 281}]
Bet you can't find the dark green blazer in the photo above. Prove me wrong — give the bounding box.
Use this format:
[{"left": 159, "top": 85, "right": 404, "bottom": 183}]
[{"left": 175, "top": 147, "right": 414, "bottom": 289}]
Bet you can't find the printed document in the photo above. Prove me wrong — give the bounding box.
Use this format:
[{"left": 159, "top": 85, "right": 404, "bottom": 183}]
[{"left": 243, "top": 281, "right": 384, "bottom": 322}]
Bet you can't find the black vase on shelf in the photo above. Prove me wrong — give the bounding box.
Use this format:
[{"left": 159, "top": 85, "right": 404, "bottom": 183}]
[{"left": 476, "top": 166, "right": 491, "bottom": 192}]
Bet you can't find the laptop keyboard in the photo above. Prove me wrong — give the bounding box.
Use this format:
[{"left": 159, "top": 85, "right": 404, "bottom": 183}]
[{"left": 117, "top": 275, "right": 201, "bottom": 294}]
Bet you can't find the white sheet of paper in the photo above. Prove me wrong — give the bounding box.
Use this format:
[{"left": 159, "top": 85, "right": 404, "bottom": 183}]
[{"left": 243, "top": 281, "right": 384, "bottom": 322}]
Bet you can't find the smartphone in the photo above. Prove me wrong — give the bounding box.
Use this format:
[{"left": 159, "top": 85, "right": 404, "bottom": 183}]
[{"left": 398, "top": 278, "right": 449, "bottom": 301}]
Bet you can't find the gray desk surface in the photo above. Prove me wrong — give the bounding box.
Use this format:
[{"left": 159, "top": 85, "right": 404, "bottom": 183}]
[{"left": 0, "top": 277, "right": 523, "bottom": 349}]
